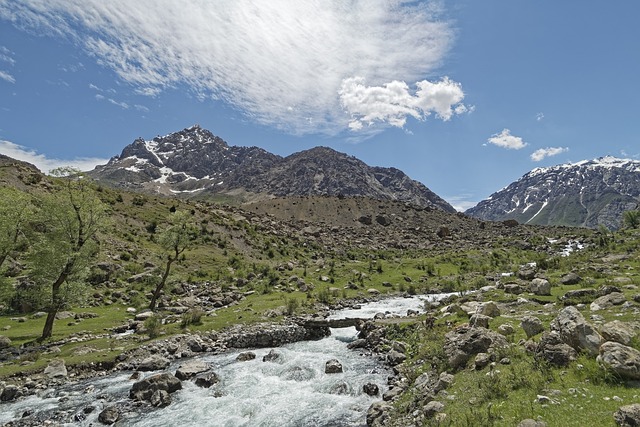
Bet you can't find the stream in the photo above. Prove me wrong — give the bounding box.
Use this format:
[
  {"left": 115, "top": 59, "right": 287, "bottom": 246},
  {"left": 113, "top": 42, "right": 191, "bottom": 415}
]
[{"left": 1, "top": 294, "right": 452, "bottom": 427}]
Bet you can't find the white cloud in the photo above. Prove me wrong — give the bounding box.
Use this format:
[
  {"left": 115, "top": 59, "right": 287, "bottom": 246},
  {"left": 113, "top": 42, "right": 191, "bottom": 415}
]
[
  {"left": 536, "top": 112, "right": 544, "bottom": 121},
  {"left": 530, "top": 147, "right": 569, "bottom": 162},
  {"left": 0, "top": 70, "right": 15, "bottom": 83},
  {"left": 339, "top": 76, "right": 468, "bottom": 130},
  {"left": 487, "top": 129, "right": 528, "bottom": 150},
  {"left": 0, "top": 0, "right": 457, "bottom": 134},
  {"left": 0, "top": 140, "right": 109, "bottom": 173},
  {"left": 95, "top": 93, "right": 129, "bottom": 109},
  {"left": 445, "top": 195, "right": 478, "bottom": 212},
  {"left": 0, "top": 46, "right": 15, "bottom": 65}
]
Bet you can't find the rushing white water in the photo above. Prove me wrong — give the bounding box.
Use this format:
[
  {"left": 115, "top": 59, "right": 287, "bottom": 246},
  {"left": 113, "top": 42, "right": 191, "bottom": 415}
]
[{"left": 0, "top": 294, "right": 448, "bottom": 426}]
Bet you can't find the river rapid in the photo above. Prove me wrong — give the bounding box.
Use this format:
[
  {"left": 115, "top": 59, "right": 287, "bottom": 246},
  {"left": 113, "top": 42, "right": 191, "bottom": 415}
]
[{"left": 1, "top": 294, "right": 452, "bottom": 427}]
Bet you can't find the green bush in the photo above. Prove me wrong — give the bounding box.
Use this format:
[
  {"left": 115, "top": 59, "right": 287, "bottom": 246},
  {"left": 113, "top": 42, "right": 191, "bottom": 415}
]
[{"left": 144, "top": 315, "right": 163, "bottom": 339}]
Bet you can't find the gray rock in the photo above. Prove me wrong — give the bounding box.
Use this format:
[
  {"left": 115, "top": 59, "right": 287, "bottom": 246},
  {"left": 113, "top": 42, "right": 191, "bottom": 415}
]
[
  {"left": 518, "top": 268, "right": 536, "bottom": 280},
  {"left": 262, "top": 349, "right": 283, "bottom": 362},
  {"left": 504, "top": 284, "right": 525, "bottom": 295},
  {"left": 366, "top": 401, "right": 392, "bottom": 426},
  {"left": 175, "top": 360, "right": 209, "bottom": 381},
  {"left": 444, "top": 325, "right": 508, "bottom": 370},
  {"left": 591, "top": 292, "right": 626, "bottom": 311},
  {"left": 521, "top": 316, "right": 545, "bottom": 338},
  {"left": 98, "top": 406, "right": 119, "bottom": 425},
  {"left": 530, "top": 278, "right": 551, "bottom": 296},
  {"left": 600, "top": 321, "right": 637, "bottom": 346},
  {"left": 469, "top": 314, "right": 491, "bottom": 328},
  {"left": 386, "top": 350, "right": 407, "bottom": 366},
  {"left": 44, "top": 358, "right": 68, "bottom": 379},
  {"left": 325, "top": 359, "right": 343, "bottom": 374},
  {"left": 434, "top": 372, "right": 454, "bottom": 393},
  {"left": 0, "top": 335, "right": 11, "bottom": 349},
  {"left": 536, "top": 331, "right": 577, "bottom": 366},
  {"left": 363, "top": 382, "right": 379, "bottom": 396},
  {"left": 614, "top": 403, "right": 640, "bottom": 426},
  {"left": 236, "top": 351, "right": 256, "bottom": 362},
  {"left": 195, "top": 372, "right": 220, "bottom": 388},
  {"left": 475, "top": 352, "right": 491, "bottom": 369},
  {"left": 424, "top": 401, "right": 445, "bottom": 418},
  {"left": 550, "top": 306, "right": 603, "bottom": 356},
  {"left": 478, "top": 301, "right": 500, "bottom": 317},
  {"left": 347, "top": 339, "right": 367, "bottom": 350},
  {"left": 130, "top": 372, "right": 182, "bottom": 401},
  {"left": 138, "top": 355, "right": 170, "bottom": 371},
  {"left": 598, "top": 341, "right": 640, "bottom": 380},
  {"left": 150, "top": 389, "right": 172, "bottom": 407},
  {"left": 561, "top": 272, "right": 582, "bottom": 285},
  {"left": 0, "top": 384, "right": 20, "bottom": 402},
  {"left": 498, "top": 323, "right": 515, "bottom": 336}
]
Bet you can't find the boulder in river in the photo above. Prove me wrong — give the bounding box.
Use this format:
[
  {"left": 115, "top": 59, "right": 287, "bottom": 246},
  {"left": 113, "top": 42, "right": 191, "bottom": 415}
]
[
  {"left": 98, "top": 406, "right": 119, "bottom": 425},
  {"left": 325, "top": 359, "right": 343, "bottom": 374},
  {"left": 130, "top": 372, "right": 182, "bottom": 402},
  {"left": 175, "top": 360, "right": 210, "bottom": 381}
]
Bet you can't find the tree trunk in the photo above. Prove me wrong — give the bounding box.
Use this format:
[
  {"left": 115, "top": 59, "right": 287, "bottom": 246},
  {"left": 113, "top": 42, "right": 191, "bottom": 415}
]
[
  {"left": 149, "top": 257, "right": 174, "bottom": 311},
  {"left": 41, "top": 310, "right": 56, "bottom": 340},
  {"left": 40, "top": 265, "right": 69, "bottom": 340}
]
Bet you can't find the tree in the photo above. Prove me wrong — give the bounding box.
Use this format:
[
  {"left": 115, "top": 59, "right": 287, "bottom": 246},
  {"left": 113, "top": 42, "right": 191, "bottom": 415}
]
[
  {"left": 0, "top": 187, "right": 33, "bottom": 270},
  {"left": 623, "top": 210, "right": 640, "bottom": 229},
  {"left": 29, "top": 170, "right": 106, "bottom": 340},
  {"left": 149, "top": 210, "right": 196, "bottom": 311}
]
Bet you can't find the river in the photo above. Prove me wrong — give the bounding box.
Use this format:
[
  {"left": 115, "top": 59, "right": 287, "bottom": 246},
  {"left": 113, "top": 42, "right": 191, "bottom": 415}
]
[{"left": 1, "top": 294, "right": 452, "bottom": 426}]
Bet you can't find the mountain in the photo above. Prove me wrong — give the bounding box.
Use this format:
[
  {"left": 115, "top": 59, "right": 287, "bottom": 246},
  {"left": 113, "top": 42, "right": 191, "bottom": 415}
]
[
  {"left": 465, "top": 156, "right": 640, "bottom": 229},
  {"left": 89, "top": 125, "right": 455, "bottom": 212}
]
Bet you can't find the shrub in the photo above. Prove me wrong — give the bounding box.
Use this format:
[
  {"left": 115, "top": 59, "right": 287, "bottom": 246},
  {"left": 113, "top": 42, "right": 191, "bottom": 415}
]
[
  {"left": 285, "top": 297, "right": 299, "bottom": 315},
  {"left": 181, "top": 308, "right": 205, "bottom": 328},
  {"left": 144, "top": 315, "right": 163, "bottom": 339}
]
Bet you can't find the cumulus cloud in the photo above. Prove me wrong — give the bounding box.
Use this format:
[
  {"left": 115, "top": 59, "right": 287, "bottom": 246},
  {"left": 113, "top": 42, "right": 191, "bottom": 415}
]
[
  {"left": 530, "top": 147, "right": 569, "bottom": 162},
  {"left": 339, "top": 76, "right": 468, "bottom": 130},
  {"left": 536, "top": 112, "right": 544, "bottom": 121},
  {"left": 0, "top": 140, "right": 109, "bottom": 173},
  {"left": 487, "top": 129, "right": 528, "bottom": 150},
  {"left": 0, "top": 0, "right": 458, "bottom": 134}
]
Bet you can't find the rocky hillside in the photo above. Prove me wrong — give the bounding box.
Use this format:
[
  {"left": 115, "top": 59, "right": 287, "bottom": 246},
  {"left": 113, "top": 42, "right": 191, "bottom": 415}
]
[
  {"left": 465, "top": 156, "right": 640, "bottom": 229},
  {"left": 88, "top": 125, "right": 454, "bottom": 212}
]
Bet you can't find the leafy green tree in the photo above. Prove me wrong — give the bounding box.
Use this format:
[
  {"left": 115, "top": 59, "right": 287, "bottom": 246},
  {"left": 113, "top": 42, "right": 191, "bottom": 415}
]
[
  {"left": 623, "top": 210, "right": 640, "bottom": 229},
  {"left": 28, "top": 170, "right": 106, "bottom": 340},
  {"left": 149, "top": 210, "right": 196, "bottom": 311},
  {"left": 0, "top": 187, "right": 33, "bottom": 270}
]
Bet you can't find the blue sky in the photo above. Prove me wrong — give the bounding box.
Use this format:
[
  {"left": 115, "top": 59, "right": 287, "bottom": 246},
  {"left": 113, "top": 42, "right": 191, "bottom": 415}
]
[{"left": 1, "top": 1, "right": 639, "bottom": 211}]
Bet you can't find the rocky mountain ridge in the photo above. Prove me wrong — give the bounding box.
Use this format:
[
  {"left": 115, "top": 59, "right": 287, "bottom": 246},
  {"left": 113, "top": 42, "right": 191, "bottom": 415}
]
[
  {"left": 465, "top": 156, "right": 640, "bottom": 229},
  {"left": 88, "top": 125, "right": 455, "bottom": 212}
]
